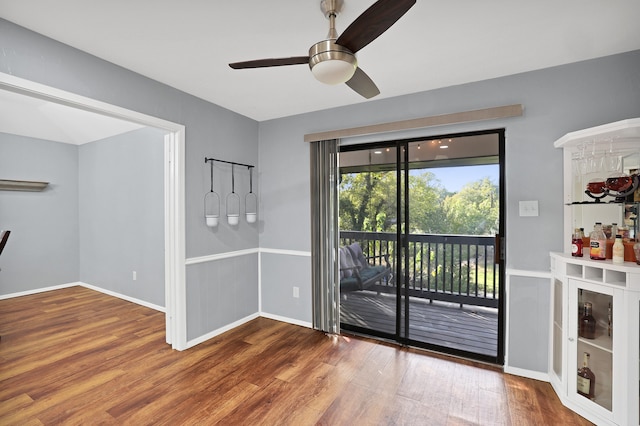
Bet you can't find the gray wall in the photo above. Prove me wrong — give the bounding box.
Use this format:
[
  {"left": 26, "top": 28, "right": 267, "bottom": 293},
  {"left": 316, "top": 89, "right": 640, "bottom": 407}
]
[
  {"left": 260, "top": 252, "right": 312, "bottom": 323},
  {"left": 0, "top": 133, "right": 79, "bottom": 292},
  {"left": 79, "top": 128, "right": 166, "bottom": 306},
  {"left": 1, "top": 19, "right": 260, "bottom": 339},
  {"left": 507, "top": 275, "right": 550, "bottom": 373},
  {"left": 258, "top": 50, "right": 640, "bottom": 372},
  {"left": 186, "top": 253, "right": 259, "bottom": 341}
]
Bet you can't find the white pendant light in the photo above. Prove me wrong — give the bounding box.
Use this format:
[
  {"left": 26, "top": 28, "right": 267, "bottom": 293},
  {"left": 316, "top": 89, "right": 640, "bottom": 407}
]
[
  {"left": 245, "top": 167, "right": 257, "bottom": 223},
  {"left": 227, "top": 164, "right": 240, "bottom": 226},
  {"left": 204, "top": 159, "right": 220, "bottom": 227}
]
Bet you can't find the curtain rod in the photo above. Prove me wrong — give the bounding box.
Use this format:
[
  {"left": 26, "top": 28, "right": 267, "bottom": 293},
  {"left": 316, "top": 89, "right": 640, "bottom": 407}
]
[
  {"left": 205, "top": 157, "right": 254, "bottom": 169},
  {"left": 304, "top": 104, "right": 523, "bottom": 142}
]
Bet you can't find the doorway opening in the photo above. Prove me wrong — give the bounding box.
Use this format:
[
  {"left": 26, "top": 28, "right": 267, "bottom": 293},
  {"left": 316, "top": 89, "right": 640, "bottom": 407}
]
[
  {"left": 338, "top": 129, "right": 505, "bottom": 364},
  {"left": 0, "top": 72, "right": 187, "bottom": 350}
]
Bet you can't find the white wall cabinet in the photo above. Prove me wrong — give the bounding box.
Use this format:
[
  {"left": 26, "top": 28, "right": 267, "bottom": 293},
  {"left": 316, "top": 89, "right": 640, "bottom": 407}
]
[{"left": 550, "top": 118, "right": 640, "bottom": 425}]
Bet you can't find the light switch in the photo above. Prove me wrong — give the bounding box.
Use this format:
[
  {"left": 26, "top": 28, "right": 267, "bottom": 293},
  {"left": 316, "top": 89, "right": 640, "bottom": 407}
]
[{"left": 519, "top": 200, "right": 539, "bottom": 217}]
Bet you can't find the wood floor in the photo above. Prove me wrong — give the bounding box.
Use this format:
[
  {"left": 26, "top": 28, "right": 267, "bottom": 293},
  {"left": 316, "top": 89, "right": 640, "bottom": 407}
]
[
  {"left": 340, "top": 291, "right": 498, "bottom": 357},
  {"left": 0, "top": 286, "right": 592, "bottom": 425}
]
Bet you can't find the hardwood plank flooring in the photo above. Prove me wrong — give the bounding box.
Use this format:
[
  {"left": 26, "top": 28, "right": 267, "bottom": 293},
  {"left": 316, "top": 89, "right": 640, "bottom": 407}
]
[
  {"left": 0, "top": 286, "right": 592, "bottom": 425},
  {"left": 341, "top": 291, "right": 498, "bottom": 356}
]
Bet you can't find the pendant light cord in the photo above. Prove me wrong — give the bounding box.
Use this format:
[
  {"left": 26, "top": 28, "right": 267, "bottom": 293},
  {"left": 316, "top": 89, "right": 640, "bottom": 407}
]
[{"left": 209, "top": 160, "right": 214, "bottom": 193}]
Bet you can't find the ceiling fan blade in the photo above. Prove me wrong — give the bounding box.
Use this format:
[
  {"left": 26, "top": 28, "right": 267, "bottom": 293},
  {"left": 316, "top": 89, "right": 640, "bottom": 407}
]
[
  {"left": 345, "top": 67, "right": 380, "bottom": 99},
  {"left": 336, "top": 0, "right": 416, "bottom": 53},
  {"left": 229, "top": 56, "right": 309, "bottom": 69}
]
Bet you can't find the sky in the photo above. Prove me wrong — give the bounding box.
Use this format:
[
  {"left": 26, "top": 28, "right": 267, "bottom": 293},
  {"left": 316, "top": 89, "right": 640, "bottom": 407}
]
[{"left": 425, "top": 164, "right": 499, "bottom": 193}]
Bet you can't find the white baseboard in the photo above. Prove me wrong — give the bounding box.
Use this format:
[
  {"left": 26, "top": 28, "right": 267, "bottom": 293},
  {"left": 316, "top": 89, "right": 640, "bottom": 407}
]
[
  {"left": 0, "top": 282, "right": 78, "bottom": 300},
  {"left": 260, "top": 312, "right": 313, "bottom": 329},
  {"left": 1, "top": 281, "right": 166, "bottom": 313},
  {"left": 79, "top": 282, "right": 165, "bottom": 313},
  {"left": 504, "top": 365, "right": 550, "bottom": 382},
  {"left": 185, "top": 312, "right": 260, "bottom": 349}
]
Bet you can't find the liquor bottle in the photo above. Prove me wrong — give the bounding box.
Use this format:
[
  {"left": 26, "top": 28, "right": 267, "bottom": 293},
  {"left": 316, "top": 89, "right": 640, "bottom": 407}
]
[
  {"left": 579, "top": 302, "right": 596, "bottom": 339},
  {"left": 590, "top": 222, "right": 607, "bottom": 260},
  {"left": 612, "top": 234, "right": 624, "bottom": 264},
  {"left": 577, "top": 352, "right": 596, "bottom": 400},
  {"left": 572, "top": 228, "right": 583, "bottom": 257}
]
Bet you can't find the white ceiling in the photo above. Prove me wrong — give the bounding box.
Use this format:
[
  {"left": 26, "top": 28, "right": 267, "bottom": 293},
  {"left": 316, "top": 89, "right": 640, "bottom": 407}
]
[
  {"left": 1, "top": 0, "right": 640, "bottom": 125},
  {"left": 0, "top": 89, "right": 144, "bottom": 145}
]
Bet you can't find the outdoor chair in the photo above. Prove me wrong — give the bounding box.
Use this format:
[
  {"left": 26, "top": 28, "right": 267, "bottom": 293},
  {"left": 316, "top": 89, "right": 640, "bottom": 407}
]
[{"left": 339, "top": 242, "right": 392, "bottom": 292}]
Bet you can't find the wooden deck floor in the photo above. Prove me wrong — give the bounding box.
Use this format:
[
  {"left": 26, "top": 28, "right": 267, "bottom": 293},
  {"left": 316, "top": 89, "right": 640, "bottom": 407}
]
[{"left": 340, "top": 291, "right": 499, "bottom": 357}]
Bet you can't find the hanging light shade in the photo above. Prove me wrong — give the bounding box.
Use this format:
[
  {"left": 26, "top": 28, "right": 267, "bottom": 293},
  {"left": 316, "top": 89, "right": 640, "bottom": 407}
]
[
  {"left": 227, "top": 164, "right": 240, "bottom": 226},
  {"left": 204, "top": 159, "right": 220, "bottom": 227},
  {"left": 245, "top": 167, "right": 257, "bottom": 223},
  {"left": 309, "top": 40, "right": 357, "bottom": 85},
  {"left": 204, "top": 192, "right": 220, "bottom": 227}
]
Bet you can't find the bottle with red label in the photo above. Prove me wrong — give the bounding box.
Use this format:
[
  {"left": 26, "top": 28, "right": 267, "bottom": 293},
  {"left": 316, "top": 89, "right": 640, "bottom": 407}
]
[{"left": 571, "top": 228, "right": 583, "bottom": 257}]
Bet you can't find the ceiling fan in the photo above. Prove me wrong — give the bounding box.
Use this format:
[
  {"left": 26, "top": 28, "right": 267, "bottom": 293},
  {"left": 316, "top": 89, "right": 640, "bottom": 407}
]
[{"left": 229, "top": 0, "right": 416, "bottom": 99}]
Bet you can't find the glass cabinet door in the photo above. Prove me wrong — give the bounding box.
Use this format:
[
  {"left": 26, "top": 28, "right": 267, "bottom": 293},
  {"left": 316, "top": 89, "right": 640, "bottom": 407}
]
[{"left": 573, "top": 284, "right": 614, "bottom": 412}]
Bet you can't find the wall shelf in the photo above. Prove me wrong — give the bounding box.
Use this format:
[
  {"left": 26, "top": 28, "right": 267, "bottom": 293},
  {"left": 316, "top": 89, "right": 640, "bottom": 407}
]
[{"left": 0, "top": 179, "right": 49, "bottom": 192}]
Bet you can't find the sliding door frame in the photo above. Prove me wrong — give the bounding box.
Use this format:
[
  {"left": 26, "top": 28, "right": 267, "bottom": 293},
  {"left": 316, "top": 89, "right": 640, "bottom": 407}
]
[{"left": 339, "top": 128, "right": 506, "bottom": 365}]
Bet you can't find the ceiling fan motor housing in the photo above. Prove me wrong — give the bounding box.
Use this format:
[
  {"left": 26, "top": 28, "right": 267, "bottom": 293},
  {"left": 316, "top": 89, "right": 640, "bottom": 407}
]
[
  {"left": 320, "top": 0, "right": 343, "bottom": 18},
  {"left": 309, "top": 40, "right": 357, "bottom": 85}
]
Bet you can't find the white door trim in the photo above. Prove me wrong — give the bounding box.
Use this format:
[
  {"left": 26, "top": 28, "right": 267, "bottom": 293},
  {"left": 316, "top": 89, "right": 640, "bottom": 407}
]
[{"left": 0, "top": 72, "right": 188, "bottom": 350}]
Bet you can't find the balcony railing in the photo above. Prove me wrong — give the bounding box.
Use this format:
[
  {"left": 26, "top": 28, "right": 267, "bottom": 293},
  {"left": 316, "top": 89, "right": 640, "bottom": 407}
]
[{"left": 340, "top": 231, "right": 499, "bottom": 308}]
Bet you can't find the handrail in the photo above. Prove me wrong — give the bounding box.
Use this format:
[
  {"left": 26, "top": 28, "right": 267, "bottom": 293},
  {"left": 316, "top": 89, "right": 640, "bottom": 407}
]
[{"left": 339, "top": 230, "right": 499, "bottom": 308}]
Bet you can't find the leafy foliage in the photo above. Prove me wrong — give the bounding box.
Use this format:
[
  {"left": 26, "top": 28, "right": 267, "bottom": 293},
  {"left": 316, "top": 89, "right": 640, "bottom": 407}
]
[
  {"left": 339, "top": 171, "right": 499, "bottom": 236},
  {"left": 443, "top": 177, "right": 499, "bottom": 235}
]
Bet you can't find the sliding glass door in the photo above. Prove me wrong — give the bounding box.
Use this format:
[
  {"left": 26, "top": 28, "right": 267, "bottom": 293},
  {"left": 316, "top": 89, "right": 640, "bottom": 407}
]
[
  {"left": 339, "top": 130, "right": 505, "bottom": 364},
  {"left": 338, "top": 145, "right": 400, "bottom": 337}
]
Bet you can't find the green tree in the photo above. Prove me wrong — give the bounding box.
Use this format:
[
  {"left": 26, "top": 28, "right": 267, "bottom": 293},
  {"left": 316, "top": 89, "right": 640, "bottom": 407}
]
[
  {"left": 407, "top": 172, "right": 447, "bottom": 233},
  {"left": 339, "top": 170, "right": 449, "bottom": 233},
  {"left": 339, "top": 171, "right": 397, "bottom": 232},
  {"left": 443, "top": 177, "right": 499, "bottom": 235}
]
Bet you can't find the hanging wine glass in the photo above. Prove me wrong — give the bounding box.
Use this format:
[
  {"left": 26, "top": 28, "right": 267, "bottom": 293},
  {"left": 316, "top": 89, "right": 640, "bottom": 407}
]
[
  {"left": 572, "top": 152, "right": 582, "bottom": 178},
  {"left": 204, "top": 159, "right": 220, "bottom": 227},
  {"left": 586, "top": 141, "right": 599, "bottom": 173},
  {"left": 227, "top": 164, "right": 240, "bottom": 225},
  {"left": 245, "top": 167, "right": 257, "bottom": 223},
  {"left": 578, "top": 143, "right": 588, "bottom": 176},
  {"left": 606, "top": 139, "right": 622, "bottom": 172}
]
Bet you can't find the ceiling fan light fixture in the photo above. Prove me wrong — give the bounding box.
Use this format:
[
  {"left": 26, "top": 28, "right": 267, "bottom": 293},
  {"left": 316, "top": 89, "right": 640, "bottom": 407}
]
[
  {"left": 309, "top": 40, "right": 357, "bottom": 85},
  {"left": 229, "top": 0, "right": 416, "bottom": 98},
  {"left": 311, "top": 59, "right": 356, "bottom": 85}
]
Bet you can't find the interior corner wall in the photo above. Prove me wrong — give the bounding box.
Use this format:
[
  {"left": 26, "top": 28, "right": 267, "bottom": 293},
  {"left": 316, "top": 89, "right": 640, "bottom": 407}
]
[
  {"left": 0, "top": 132, "right": 79, "bottom": 294},
  {"left": 79, "top": 128, "right": 166, "bottom": 307},
  {"left": 257, "top": 50, "right": 640, "bottom": 373}
]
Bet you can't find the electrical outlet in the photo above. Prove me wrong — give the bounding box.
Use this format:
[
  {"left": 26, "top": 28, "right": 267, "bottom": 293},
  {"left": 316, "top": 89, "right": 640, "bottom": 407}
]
[
  {"left": 293, "top": 286, "right": 299, "bottom": 298},
  {"left": 132, "top": 271, "right": 137, "bottom": 281}
]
